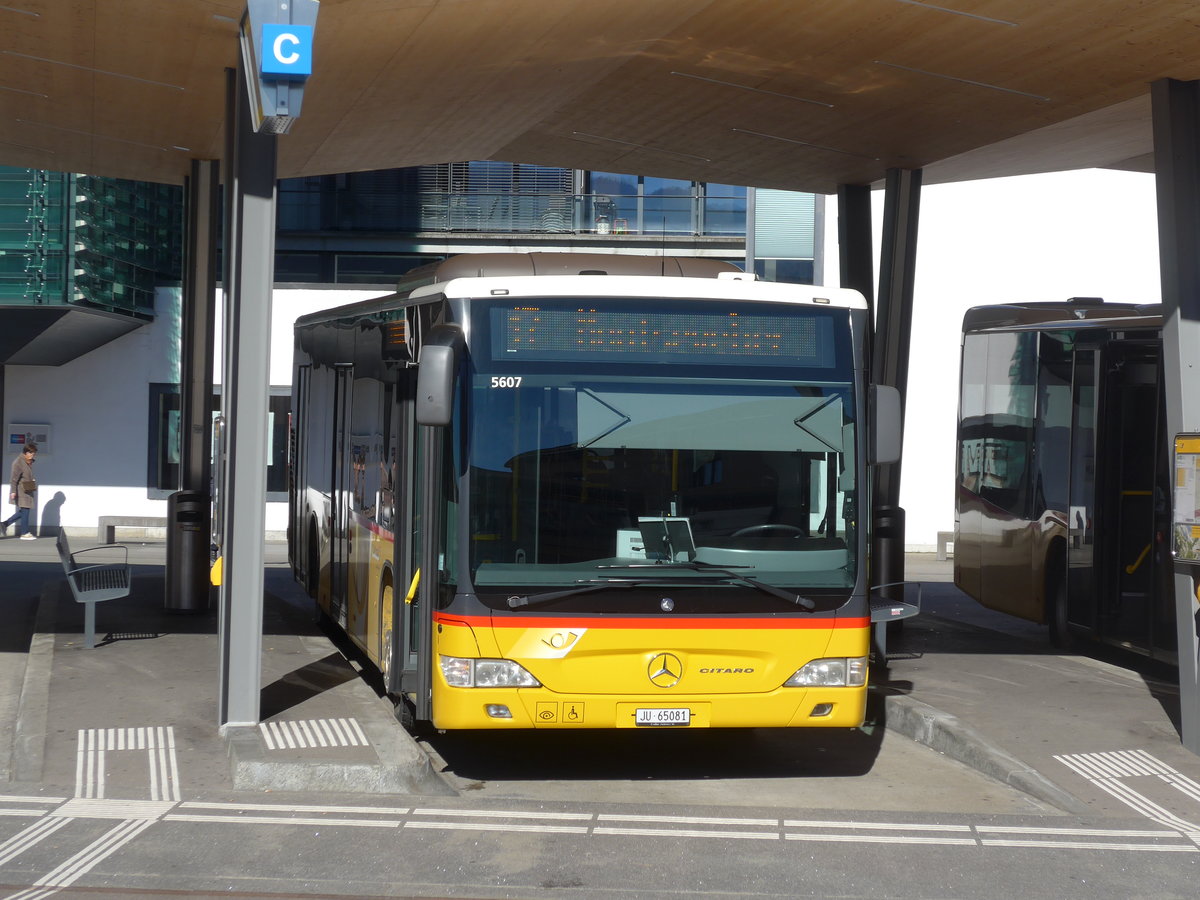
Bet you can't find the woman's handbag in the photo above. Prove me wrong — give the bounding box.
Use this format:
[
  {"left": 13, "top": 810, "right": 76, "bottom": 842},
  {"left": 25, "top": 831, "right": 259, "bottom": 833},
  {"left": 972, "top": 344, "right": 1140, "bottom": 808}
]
[{"left": 20, "top": 479, "right": 36, "bottom": 493}]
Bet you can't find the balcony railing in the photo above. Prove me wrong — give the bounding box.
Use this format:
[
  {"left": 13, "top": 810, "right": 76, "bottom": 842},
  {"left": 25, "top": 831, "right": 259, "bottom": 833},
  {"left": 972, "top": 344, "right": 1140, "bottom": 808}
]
[{"left": 277, "top": 191, "right": 748, "bottom": 237}]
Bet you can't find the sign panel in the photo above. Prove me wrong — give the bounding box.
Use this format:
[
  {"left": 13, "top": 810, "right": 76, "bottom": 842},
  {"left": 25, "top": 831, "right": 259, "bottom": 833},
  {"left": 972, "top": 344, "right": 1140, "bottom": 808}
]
[
  {"left": 261, "top": 24, "right": 313, "bottom": 77},
  {"left": 240, "top": 0, "right": 320, "bottom": 133},
  {"left": 1173, "top": 434, "right": 1200, "bottom": 560},
  {"left": 7, "top": 423, "right": 51, "bottom": 455}
]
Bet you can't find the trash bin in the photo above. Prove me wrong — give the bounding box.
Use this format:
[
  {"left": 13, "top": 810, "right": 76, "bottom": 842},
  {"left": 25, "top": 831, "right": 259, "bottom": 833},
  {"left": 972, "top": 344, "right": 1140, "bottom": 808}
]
[{"left": 166, "top": 489, "right": 211, "bottom": 612}]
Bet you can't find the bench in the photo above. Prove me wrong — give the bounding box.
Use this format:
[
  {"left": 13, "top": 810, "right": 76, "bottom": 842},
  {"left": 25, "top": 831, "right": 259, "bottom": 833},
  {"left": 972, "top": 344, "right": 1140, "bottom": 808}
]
[
  {"left": 98, "top": 516, "right": 167, "bottom": 544},
  {"left": 56, "top": 530, "right": 132, "bottom": 649}
]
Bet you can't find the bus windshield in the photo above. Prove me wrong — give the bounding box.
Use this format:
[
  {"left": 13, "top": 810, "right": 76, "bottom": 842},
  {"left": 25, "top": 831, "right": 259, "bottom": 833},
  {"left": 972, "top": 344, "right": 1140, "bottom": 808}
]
[{"left": 463, "top": 298, "right": 859, "bottom": 602}]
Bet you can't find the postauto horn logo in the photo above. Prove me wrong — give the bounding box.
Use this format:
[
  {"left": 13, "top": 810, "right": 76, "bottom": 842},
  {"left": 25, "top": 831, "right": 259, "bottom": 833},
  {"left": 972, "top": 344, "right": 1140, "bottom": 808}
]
[{"left": 647, "top": 652, "right": 683, "bottom": 688}]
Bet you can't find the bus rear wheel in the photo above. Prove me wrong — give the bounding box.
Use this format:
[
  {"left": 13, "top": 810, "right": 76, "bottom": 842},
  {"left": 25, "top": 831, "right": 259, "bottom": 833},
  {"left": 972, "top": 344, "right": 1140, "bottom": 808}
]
[{"left": 1048, "top": 567, "right": 1078, "bottom": 651}]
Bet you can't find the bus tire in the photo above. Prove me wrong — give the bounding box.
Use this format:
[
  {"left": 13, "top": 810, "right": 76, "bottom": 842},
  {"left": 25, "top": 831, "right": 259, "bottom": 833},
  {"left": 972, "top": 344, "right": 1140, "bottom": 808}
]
[
  {"left": 1048, "top": 565, "right": 1077, "bottom": 651},
  {"left": 307, "top": 520, "right": 327, "bottom": 625},
  {"left": 380, "top": 577, "right": 394, "bottom": 689},
  {"left": 394, "top": 695, "right": 420, "bottom": 734}
]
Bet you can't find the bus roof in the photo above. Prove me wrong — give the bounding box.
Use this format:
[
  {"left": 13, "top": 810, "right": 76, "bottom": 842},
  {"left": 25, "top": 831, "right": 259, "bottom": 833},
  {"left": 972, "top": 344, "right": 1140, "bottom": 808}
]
[
  {"left": 295, "top": 253, "right": 866, "bottom": 329},
  {"left": 962, "top": 300, "right": 1163, "bottom": 333},
  {"left": 397, "top": 252, "right": 742, "bottom": 287}
]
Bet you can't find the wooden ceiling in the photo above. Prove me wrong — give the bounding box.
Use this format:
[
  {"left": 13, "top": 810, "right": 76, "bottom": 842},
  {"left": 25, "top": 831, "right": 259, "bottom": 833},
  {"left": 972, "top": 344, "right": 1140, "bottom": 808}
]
[{"left": 2, "top": 1, "right": 1198, "bottom": 191}]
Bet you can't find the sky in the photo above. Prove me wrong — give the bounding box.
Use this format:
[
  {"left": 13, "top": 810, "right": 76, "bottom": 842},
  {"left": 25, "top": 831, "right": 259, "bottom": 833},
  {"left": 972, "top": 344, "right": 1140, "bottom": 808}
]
[{"left": 822, "top": 168, "right": 1163, "bottom": 547}]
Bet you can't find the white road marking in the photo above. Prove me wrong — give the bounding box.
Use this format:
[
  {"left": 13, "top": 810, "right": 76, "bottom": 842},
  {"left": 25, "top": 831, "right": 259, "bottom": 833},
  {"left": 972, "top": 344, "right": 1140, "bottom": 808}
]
[
  {"left": 50, "top": 799, "right": 176, "bottom": 820},
  {"left": 598, "top": 813, "right": 778, "bottom": 826},
  {"left": 784, "top": 819, "right": 972, "bottom": 832},
  {"left": 6, "top": 743, "right": 1200, "bottom": 897},
  {"left": 259, "top": 717, "right": 369, "bottom": 750},
  {"left": 30, "top": 818, "right": 154, "bottom": 890},
  {"left": 1161, "top": 770, "right": 1200, "bottom": 804},
  {"left": 978, "top": 838, "right": 1196, "bottom": 852},
  {"left": 73, "top": 727, "right": 180, "bottom": 802},
  {"left": 784, "top": 833, "right": 978, "bottom": 846},
  {"left": 166, "top": 814, "right": 401, "bottom": 828},
  {"left": 1055, "top": 749, "right": 1200, "bottom": 843},
  {"left": 404, "top": 821, "right": 589, "bottom": 835},
  {"left": 596, "top": 826, "right": 779, "bottom": 840},
  {"left": 180, "top": 801, "right": 412, "bottom": 815},
  {"left": 978, "top": 825, "right": 1182, "bottom": 837},
  {"left": 0, "top": 817, "right": 74, "bottom": 867},
  {"left": 411, "top": 808, "right": 592, "bottom": 820}
]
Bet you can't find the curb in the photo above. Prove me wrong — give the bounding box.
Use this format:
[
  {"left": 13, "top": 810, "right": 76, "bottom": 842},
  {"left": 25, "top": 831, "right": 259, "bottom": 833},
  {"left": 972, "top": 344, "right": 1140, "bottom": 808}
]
[
  {"left": 225, "top": 708, "right": 456, "bottom": 796},
  {"left": 8, "top": 582, "right": 58, "bottom": 785},
  {"left": 880, "top": 691, "right": 1090, "bottom": 815}
]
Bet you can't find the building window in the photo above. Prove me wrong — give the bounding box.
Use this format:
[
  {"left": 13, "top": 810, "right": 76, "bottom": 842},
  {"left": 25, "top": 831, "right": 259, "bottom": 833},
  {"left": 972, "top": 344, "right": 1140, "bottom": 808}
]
[
  {"left": 148, "top": 384, "right": 289, "bottom": 500},
  {"left": 702, "top": 184, "right": 747, "bottom": 235}
]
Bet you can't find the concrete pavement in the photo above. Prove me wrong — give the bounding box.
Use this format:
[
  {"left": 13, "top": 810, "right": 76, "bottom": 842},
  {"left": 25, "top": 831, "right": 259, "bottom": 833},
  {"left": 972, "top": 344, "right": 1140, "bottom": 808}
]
[{"left": 2, "top": 533, "right": 1199, "bottom": 826}]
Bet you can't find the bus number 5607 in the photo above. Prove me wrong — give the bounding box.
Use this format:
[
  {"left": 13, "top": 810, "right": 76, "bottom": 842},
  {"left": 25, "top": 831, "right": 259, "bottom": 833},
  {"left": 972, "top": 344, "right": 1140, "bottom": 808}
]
[{"left": 490, "top": 376, "right": 523, "bottom": 388}]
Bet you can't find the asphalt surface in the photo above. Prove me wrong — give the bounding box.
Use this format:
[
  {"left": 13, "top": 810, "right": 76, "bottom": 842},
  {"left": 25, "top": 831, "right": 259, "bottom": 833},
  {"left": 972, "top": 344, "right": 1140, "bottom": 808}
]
[{"left": 1, "top": 533, "right": 1198, "bottom": 831}]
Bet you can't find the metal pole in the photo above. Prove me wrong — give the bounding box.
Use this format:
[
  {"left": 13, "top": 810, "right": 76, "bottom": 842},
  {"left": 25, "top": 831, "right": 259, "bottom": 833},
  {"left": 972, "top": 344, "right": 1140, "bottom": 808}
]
[
  {"left": 812, "top": 194, "right": 826, "bottom": 286},
  {"left": 217, "top": 59, "right": 278, "bottom": 728},
  {"left": 837, "top": 183, "right": 874, "bottom": 309},
  {"left": 872, "top": 168, "right": 922, "bottom": 601},
  {"left": 744, "top": 187, "right": 756, "bottom": 275},
  {"left": 1151, "top": 78, "right": 1200, "bottom": 754},
  {"left": 167, "top": 159, "right": 220, "bottom": 614},
  {"left": 180, "top": 160, "right": 219, "bottom": 496}
]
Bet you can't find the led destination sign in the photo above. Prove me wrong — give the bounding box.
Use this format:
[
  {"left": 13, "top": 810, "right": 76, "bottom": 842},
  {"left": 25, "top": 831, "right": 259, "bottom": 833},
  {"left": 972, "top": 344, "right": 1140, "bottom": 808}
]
[{"left": 495, "top": 306, "right": 835, "bottom": 367}]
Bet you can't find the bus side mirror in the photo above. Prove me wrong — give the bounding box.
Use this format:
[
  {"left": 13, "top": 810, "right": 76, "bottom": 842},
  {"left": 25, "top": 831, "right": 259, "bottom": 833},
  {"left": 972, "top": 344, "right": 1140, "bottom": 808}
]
[
  {"left": 870, "top": 384, "right": 902, "bottom": 465},
  {"left": 415, "top": 324, "right": 464, "bottom": 426}
]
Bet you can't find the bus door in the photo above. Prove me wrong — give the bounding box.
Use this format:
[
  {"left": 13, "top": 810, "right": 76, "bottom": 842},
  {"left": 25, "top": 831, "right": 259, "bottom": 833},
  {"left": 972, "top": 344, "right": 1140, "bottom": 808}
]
[
  {"left": 330, "top": 364, "right": 354, "bottom": 621},
  {"left": 1066, "top": 347, "right": 1098, "bottom": 632},
  {"left": 408, "top": 423, "right": 439, "bottom": 721},
  {"left": 1099, "top": 342, "right": 1170, "bottom": 656},
  {"left": 290, "top": 365, "right": 310, "bottom": 573},
  {"left": 386, "top": 362, "right": 433, "bottom": 717}
]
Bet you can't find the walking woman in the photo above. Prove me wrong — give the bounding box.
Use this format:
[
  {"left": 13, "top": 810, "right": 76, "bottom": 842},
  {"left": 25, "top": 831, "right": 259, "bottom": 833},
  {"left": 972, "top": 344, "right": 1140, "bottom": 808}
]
[{"left": 2, "top": 442, "right": 38, "bottom": 539}]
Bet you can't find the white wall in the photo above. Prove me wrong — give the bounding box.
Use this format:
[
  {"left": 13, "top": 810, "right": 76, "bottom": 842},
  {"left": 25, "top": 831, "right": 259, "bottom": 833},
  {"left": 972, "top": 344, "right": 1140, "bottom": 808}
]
[
  {"left": 4, "top": 285, "right": 379, "bottom": 535},
  {"left": 822, "top": 168, "right": 1163, "bottom": 548},
  {"left": 4, "top": 286, "right": 180, "bottom": 535}
]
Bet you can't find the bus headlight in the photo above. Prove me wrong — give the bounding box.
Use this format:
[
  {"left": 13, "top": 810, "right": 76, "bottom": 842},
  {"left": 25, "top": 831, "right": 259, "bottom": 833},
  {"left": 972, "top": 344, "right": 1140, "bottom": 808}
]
[
  {"left": 439, "top": 656, "right": 541, "bottom": 688},
  {"left": 783, "top": 657, "right": 868, "bottom": 688}
]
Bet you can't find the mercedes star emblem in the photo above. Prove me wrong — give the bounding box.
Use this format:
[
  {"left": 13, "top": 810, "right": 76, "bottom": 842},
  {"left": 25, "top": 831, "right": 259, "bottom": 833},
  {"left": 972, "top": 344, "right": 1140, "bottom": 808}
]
[{"left": 648, "top": 652, "right": 683, "bottom": 688}]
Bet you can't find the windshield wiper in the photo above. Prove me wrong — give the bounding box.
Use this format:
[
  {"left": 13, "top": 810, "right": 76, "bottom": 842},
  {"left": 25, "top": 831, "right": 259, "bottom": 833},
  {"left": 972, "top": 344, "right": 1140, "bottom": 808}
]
[
  {"left": 507, "top": 580, "right": 638, "bottom": 609},
  {"left": 645, "top": 561, "right": 818, "bottom": 611}
]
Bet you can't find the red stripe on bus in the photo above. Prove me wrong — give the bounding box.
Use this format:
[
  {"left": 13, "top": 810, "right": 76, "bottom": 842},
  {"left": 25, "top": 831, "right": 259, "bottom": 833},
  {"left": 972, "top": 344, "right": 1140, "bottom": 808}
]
[{"left": 434, "top": 612, "right": 869, "bottom": 630}]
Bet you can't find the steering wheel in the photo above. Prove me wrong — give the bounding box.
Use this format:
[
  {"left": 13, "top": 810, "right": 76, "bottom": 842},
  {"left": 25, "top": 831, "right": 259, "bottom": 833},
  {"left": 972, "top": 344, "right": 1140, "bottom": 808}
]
[{"left": 730, "top": 524, "right": 806, "bottom": 538}]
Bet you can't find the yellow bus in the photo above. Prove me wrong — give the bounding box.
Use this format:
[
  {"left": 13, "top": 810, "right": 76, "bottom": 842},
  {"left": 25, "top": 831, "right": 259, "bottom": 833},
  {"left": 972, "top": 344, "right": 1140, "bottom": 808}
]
[
  {"left": 289, "top": 253, "right": 901, "bottom": 730},
  {"left": 954, "top": 299, "right": 1174, "bottom": 661}
]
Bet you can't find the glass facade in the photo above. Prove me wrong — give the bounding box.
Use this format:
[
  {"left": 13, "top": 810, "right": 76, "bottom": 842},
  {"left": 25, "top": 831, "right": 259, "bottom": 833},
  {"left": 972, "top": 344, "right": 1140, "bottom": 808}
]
[
  {"left": 0, "top": 167, "right": 182, "bottom": 317},
  {"left": 0, "top": 169, "right": 70, "bottom": 305},
  {"left": 275, "top": 163, "right": 764, "bottom": 284}
]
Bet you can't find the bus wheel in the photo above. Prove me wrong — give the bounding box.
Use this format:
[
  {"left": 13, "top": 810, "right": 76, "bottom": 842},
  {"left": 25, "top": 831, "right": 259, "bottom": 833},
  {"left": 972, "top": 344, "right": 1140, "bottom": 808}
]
[
  {"left": 1048, "top": 569, "right": 1077, "bottom": 651},
  {"left": 394, "top": 694, "right": 419, "bottom": 734},
  {"left": 307, "top": 522, "right": 327, "bottom": 624},
  {"left": 380, "top": 581, "right": 394, "bottom": 688}
]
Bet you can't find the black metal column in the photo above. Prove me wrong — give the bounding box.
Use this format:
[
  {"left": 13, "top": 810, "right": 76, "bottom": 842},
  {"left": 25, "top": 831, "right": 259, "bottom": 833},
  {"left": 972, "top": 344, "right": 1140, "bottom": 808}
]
[
  {"left": 871, "top": 168, "right": 922, "bottom": 598},
  {"left": 837, "top": 183, "right": 875, "bottom": 308},
  {"left": 1151, "top": 78, "right": 1200, "bottom": 754},
  {"left": 180, "top": 160, "right": 219, "bottom": 496},
  {"left": 166, "top": 159, "right": 220, "bottom": 614}
]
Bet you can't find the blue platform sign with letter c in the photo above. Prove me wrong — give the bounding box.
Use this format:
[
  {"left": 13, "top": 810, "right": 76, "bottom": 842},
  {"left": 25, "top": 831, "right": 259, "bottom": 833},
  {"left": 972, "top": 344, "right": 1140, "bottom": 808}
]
[{"left": 261, "top": 23, "right": 313, "bottom": 77}]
